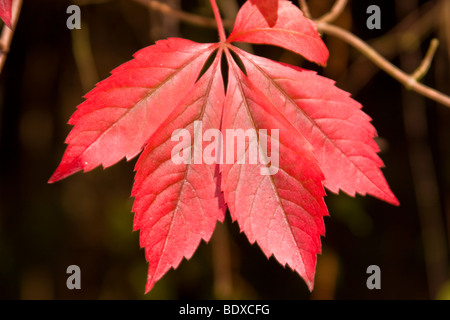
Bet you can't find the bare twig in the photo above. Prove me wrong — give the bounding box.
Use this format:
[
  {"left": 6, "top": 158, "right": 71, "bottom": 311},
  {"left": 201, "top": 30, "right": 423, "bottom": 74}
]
[
  {"left": 341, "top": 0, "right": 438, "bottom": 94},
  {"left": 71, "top": 23, "right": 99, "bottom": 92},
  {"left": 316, "top": 21, "right": 450, "bottom": 108},
  {"left": 298, "top": 0, "right": 312, "bottom": 19},
  {"left": 133, "top": 0, "right": 233, "bottom": 29},
  {"left": 317, "top": 0, "right": 348, "bottom": 24},
  {"left": 410, "top": 38, "right": 439, "bottom": 84},
  {"left": 0, "top": 0, "right": 23, "bottom": 74}
]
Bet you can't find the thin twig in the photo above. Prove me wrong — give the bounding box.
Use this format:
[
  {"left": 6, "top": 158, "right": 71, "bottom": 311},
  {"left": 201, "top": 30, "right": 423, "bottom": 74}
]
[
  {"left": 133, "top": 0, "right": 233, "bottom": 29},
  {"left": 316, "top": 21, "right": 450, "bottom": 108},
  {"left": 410, "top": 38, "right": 439, "bottom": 84},
  {"left": 341, "top": 0, "right": 438, "bottom": 95},
  {"left": 0, "top": 0, "right": 23, "bottom": 74},
  {"left": 298, "top": 0, "right": 312, "bottom": 19},
  {"left": 71, "top": 23, "right": 99, "bottom": 92},
  {"left": 317, "top": 0, "right": 348, "bottom": 23}
]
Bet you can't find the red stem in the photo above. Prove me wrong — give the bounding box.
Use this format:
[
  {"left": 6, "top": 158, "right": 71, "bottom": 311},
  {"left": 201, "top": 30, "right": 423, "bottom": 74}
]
[{"left": 209, "top": 0, "right": 227, "bottom": 42}]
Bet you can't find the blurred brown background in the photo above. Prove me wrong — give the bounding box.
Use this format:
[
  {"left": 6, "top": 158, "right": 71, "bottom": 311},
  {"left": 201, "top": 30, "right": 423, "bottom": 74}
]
[{"left": 0, "top": 0, "right": 449, "bottom": 299}]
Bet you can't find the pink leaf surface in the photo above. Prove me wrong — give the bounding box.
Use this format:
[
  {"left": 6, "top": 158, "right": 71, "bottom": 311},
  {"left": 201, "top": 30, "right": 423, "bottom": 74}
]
[
  {"left": 233, "top": 48, "right": 399, "bottom": 205},
  {"left": 248, "top": 0, "right": 279, "bottom": 26},
  {"left": 132, "top": 57, "right": 226, "bottom": 293},
  {"left": 49, "top": 39, "right": 216, "bottom": 183},
  {"left": 221, "top": 54, "right": 328, "bottom": 289},
  {"left": 0, "top": 0, "right": 12, "bottom": 28},
  {"left": 228, "top": 0, "right": 329, "bottom": 66}
]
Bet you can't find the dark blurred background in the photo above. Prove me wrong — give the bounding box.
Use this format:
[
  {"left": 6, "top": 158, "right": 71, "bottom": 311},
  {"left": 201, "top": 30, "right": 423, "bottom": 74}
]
[{"left": 0, "top": 0, "right": 449, "bottom": 300}]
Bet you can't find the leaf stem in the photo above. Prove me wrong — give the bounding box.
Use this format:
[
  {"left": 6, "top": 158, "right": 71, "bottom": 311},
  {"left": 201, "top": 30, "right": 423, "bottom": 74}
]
[
  {"left": 317, "top": 0, "right": 348, "bottom": 23},
  {"left": 209, "top": 0, "right": 227, "bottom": 43}
]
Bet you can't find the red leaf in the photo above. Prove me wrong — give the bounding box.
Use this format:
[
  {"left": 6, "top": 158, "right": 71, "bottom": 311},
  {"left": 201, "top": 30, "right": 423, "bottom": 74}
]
[
  {"left": 50, "top": 0, "right": 398, "bottom": 293},
  {"left": 233, "top": 48, "right": 399, "bottom": 205},
  {"left": 248, "top": 0, "right": 279, "bottom": 27},
  {"left": 0, "top": 0, "right": 12, "bottom": 28},
  {"left": 132, "top": 56, "right": 226, "bottom": 293},
  {"left": 49, "top": 38, "right": 216, "bottom": 183},
  {"left": 228, "top": 0, "right": 328, "bottom": 66},
  {"left": 221, "top": 53, "right": 328, "bottom": 290}
]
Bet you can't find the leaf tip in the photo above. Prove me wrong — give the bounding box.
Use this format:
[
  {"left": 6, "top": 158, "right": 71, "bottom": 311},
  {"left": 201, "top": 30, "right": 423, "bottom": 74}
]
[
  {"left": 47, "top": 159, "right": 84, "bottom": 184},
  {"left": 48, "top": 169, "right": 63, "bottom": 184},
  {"left": 306, "top": 280, "right": 315, "bottom": 292},
  {"left": 47, "top": 175, "right": 57, "bottom": 184},
  {"left": 374, "top": 183, "right": 400, "bottom": 206},
  {"left": 386, "top": 194, "right": 400, "bottom": 206},
  {"left": 47, "top": 171, "right": 67, "bottom": 184}
]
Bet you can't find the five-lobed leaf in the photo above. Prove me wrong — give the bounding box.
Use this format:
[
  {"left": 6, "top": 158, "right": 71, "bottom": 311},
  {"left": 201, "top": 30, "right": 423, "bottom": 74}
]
[{"left": 50, "top": 0, "right": 398, "bottom": 293}]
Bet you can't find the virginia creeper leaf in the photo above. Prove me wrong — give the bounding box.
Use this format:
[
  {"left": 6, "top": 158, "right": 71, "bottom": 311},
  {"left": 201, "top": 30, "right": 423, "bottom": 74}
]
[
  {"left": 221, "top": 54, "right": 328, "bottom": 290},
  {"left": 50, "top": 0, "right": 398, "bottom": 293},
  {"left": 228, "top": 0, "right": 329, "bottom": 66},
  {"left": 49, "top": 39, "right": 216, "bottom": 183},
  {"left": 132, "top": 55, "right": 225, "bottom": 293},
  {"left": 233, "top": 47, "right": 399, "bottom": 205},
  {"left": 0, "top": 0, "right": 12, "bottom": 28}
]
